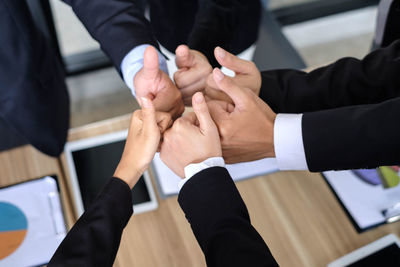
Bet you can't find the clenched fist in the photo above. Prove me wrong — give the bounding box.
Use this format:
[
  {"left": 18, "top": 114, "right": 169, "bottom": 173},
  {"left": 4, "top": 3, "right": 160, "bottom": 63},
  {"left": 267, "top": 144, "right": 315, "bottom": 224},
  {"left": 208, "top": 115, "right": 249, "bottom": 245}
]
[
  {"left": 134, "top": 46, "right": 184, "bottom": 119},
  {"left": 160, "top": 92, "right": 221, "bottom": 177}
]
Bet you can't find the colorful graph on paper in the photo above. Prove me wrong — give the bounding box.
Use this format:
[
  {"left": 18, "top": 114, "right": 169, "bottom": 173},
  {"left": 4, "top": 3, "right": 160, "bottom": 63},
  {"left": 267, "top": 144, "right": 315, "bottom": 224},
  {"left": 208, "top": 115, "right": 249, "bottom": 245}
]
[
  {"left": 352, "top": 166, "right": 400, "bottom": 188},
  {"left": 0, "top": 202, "right": 28, "bottom": 260}
]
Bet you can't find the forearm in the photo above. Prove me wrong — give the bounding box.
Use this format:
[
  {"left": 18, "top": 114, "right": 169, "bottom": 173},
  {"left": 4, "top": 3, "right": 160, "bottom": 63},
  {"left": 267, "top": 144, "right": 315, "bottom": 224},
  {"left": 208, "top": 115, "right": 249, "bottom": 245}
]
[
  {"left": 302, "top": 97, "right": 400, "bottom": 172},
  {"left": 178, "top": 167, "right": 278, "bottom": 266},
  {"left": 62, "top": 0, "right": 159, "bottom": 70},
  {"left": 259, "top": 40, "right": 400, "bottom": 113},
  {"left": 48, "top": 177, "right": 133, "bottom": 266}
]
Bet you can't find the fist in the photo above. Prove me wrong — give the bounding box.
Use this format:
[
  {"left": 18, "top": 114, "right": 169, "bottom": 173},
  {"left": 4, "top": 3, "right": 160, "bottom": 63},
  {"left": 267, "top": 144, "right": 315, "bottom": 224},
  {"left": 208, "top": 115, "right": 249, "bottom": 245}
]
[
  {"left": 114, "top": 98, "right": 172, "bottom": 188},
  {"left": 134, "top": 46, "right": 184, "bottom": 119},
  {"left": 160, "top": 92, "right": 221, "bottom": 177},
  {"left": 207, "top": 68, "right": 276, "bottom": 164},
  {"left": 205, "top": 47, "right": 261, "bottom": 104},
  {"left": 174, "top": 45, "right": 212, "bottom": 106}
]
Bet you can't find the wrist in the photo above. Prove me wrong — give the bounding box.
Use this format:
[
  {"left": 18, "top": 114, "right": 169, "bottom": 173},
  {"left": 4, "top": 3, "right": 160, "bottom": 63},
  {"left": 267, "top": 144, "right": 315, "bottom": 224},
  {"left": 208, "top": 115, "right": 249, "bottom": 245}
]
[
  {"left": 263, "top": 113, "right": 276, "bottom": 158},
  {"left": 113, "top": 161, "right": 143, "bottom": 189}
]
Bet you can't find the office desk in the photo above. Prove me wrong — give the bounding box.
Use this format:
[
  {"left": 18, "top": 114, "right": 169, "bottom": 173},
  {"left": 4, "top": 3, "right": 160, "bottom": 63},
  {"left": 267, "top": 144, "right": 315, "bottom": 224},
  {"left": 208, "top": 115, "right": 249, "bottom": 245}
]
[
  {"left": 62, "top": 114, "right": 400, "bottom": 267},
  {"left": 0, "top": 145, "right": 76, "bottom": 228}
]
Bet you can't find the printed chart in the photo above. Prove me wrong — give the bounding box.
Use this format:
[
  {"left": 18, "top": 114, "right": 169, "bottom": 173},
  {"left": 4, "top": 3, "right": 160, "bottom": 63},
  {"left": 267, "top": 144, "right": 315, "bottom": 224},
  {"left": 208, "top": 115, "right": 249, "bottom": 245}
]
[{"left": 0, "top": 202, "right": 27, "bottom": 260}]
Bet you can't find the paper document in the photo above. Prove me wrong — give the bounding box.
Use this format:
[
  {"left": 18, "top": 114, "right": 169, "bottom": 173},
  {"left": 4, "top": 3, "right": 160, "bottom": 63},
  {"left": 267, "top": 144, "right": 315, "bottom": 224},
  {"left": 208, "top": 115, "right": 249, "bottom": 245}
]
[
  {"left": 152, "top": 153, "right": 279, "bottom": 197},
  {"left": 324, "top": 170, "right": 400, "bottom": 231},
  {"left": 0, "top": 177, "right": 66, "bottom": 267}
]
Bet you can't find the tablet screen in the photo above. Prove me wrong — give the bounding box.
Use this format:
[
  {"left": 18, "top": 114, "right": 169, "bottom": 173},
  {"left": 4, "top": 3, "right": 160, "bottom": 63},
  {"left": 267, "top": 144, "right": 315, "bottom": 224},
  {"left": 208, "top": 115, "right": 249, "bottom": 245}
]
[
  {"left": 72, "top": 140, "right": 150, "bottom": 209},
  {"left": 347, "top": 243, "right": 400, "bottom": 267}
]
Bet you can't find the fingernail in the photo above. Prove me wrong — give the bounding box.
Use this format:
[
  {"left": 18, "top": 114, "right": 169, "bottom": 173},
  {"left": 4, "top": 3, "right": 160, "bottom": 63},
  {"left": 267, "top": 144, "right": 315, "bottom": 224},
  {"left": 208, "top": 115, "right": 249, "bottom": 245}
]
[
  {"left": 194, "top": 92, "right": 204, "bottom": 104},
  {"left": 216, "top": 47, "right": 226, "bottom": 59},
  {"left": 177, "top": 45, "right": 188, "bottom": 56},
  {"left": 213, "top": 68, "right": 224, "bottom": 82},
  {"left": 141, "top": 97, "right": 151, "bottom": 108}
]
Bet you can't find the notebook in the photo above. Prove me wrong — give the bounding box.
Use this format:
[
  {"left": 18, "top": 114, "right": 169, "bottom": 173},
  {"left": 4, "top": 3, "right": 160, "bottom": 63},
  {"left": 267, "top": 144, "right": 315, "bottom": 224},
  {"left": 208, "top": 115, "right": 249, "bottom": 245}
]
[{"left": 0, "top": 176, "right": 66, "bottom": 266}]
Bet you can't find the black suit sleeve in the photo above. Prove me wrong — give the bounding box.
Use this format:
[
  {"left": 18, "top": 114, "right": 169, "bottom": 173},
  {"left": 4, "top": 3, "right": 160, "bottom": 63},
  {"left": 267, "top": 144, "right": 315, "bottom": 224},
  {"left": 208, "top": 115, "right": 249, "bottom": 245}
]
[
  {"left": 178, "top": 167, "right": 278, "bottom": 267},
  {"left": 258, "top": 40, "right": 400, "bottom": 171},
  {"left": 302, "top": 97, "right": 400, "bottom": 171},
  {"left": 188, "top": 0, "right": 261, "bottom": 67},
  {"left": 48, "top": 177, "right": 133, "bottom": 267},
  {"left": 62, "top": 0, "right": 159, "bottom": 71},
  {"left": 259, "top": 40, "right": 400, "bottom": 113}
]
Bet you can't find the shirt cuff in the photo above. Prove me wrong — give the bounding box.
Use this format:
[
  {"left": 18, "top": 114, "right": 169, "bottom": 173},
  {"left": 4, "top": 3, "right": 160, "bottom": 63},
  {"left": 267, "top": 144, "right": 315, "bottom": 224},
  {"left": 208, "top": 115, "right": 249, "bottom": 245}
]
[
  {"left": 178, "top": 157, "right": 226, "bottom": 190},
  {"left": 120, "top": 44, "right": 169, "bottom": 96},
  {"left": 274, "top": 114, "right": 308, "bottom": 170}
]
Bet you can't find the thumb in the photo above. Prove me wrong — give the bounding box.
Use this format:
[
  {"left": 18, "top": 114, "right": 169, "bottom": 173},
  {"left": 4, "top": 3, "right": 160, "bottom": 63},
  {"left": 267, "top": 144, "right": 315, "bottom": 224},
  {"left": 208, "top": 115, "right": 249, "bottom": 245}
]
[
  {"left": 214, "top": 46, "right": 252, "bottom": 74},
  {"left": 212, "top": 68, "right": 247, "bottom": 108},
  {"left": 175, "top": 45, "right": 194, "bottom": 69},
  {"left": 140, "top": 97, "right": 157, "bottom": 131},
  {"left": 192, "top": 92, "right": 215, "bottom": 132},
  {"left": 142, "top": 46, "right": 160, "bottom": 79}
]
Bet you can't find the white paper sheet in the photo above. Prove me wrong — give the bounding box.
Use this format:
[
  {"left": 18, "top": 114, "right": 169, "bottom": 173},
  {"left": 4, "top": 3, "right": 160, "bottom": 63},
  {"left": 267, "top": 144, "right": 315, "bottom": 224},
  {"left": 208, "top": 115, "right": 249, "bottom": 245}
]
[
  {"left": 0, "top": 177, "right": 66, "bottom": 267},
  {"left": 324, "top": 170, "right": 400, "bottom": 230},
  {"left": 152, "top": 153, "right": 279, "bottom": 197}
]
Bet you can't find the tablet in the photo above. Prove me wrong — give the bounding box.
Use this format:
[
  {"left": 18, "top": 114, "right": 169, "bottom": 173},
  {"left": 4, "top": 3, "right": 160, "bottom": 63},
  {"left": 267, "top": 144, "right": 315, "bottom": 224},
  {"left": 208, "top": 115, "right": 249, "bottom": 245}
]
[
  {"left": 328, "top": 234, "right": 400, "bottom": 267},
  {"left": 65, "top": 130, "right": 158, "bottom": 216}
]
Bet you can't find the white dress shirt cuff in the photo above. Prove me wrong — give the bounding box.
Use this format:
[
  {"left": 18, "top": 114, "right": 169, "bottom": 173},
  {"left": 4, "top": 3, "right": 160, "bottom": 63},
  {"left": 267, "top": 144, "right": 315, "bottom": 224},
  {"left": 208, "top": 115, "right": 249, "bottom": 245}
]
[
  {"left": 120, "top": 44, "right": 168, "bottom": 96},
  {"left": 274, "top": 114, "right": 308, "bottom": 170},
  {"left": 178, "top": 157, "right": 226, "bottom": 191}
]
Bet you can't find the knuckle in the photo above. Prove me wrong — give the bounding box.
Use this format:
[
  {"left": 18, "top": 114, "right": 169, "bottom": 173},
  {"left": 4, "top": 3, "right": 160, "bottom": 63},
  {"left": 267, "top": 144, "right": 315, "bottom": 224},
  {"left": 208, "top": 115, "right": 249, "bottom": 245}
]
[
  {"left": 219, "top": 124, "right": 230, "bottom": 138},
  {"left": 132, "top": 110, "right": 141, "bottom": 118},
  {"left": 248, "top": 61, "right": 257, "bottom": 70},
  {"left": 173, "top": 72, "right": 181, "bottom": 84}
]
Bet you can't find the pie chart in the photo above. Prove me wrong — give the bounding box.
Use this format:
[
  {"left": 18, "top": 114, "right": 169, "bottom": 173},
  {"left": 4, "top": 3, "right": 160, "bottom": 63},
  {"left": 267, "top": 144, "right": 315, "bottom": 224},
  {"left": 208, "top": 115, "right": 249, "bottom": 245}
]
[{"left": 0, "top": 202, "right": 28, "bottom": 260}]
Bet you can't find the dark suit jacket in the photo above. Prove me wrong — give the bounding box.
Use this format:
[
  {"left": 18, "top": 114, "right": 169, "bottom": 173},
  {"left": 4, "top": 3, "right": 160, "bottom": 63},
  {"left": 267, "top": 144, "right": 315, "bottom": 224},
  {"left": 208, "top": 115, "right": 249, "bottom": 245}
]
[
  {"left": 259, "top": 40, "right": 400, "bottom": 172},
  {"left": 0, "top": 0, "right": 69, "bottom": 156},
  {"left": 49, "top": 168, "right": 278, "bottom": 266},
  {"left": 65, "top": 0, "right": 261, "bottom": 68}
]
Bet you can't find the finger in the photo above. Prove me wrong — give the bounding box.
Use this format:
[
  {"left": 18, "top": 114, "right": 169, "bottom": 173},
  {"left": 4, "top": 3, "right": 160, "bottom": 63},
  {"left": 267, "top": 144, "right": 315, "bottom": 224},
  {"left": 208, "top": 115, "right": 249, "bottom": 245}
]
[
  {"left": 192, "top": 92, "right": 215, "bottom": 132},
  {"left": 206, "top": 72, "right": 218, "bottom": 89},
  {"left": 214, "top": 46, "right": 253, "bottom": 74},
  {"left": 205, "top": 85, "right": 233, "bottom": 104},
  {"left": 175, "top": 45, "right": 194, "bottom": 69},
  {"left": 212, "top": 68, "right": 247, "bottom": 108},
  {"left": 179, "top": 79, "right": 205, "bottom": 99},
  {"left": 152, "top": 88, "right": 182, "bottom": 115},
  {"left": 156, "top": 112, "right": 173, "bottom": 133},
  {"left": 183, "top": 112, "right": 198, "bottom": 125},
  {"left": 206, "top": 100, "right": 230, "bottom": 135},
  {"left": 174, "top": 68, "right": 205, "bottom": 89},
  {"left": 142, "top": 46, "right": 160, "bottom": 79},
  {"left": 140, "top": 97, "right": 157, "bottom": 131},
  {"left": 158, "top": 98, "right": 184, "bottom": 120}
]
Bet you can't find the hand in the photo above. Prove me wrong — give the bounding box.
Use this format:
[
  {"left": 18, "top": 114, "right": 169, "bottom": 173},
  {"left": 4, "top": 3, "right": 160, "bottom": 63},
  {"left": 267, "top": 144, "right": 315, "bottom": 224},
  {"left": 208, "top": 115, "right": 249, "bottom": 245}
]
[
  {"left": 174, "top": 45, "right": 212, "bottom": 106},
  {"left": 207, "top": 68, "right": 276, "bottom": 164},
  {"left": 134, "top": 46, "right": 184, "bottom": 119},
  {"left": 160, "top": 92, "right": 221, "bottom": 177},
  {"left": 114, "top": 98, "right": 172, "bottom": 188},
  {"left": 205, "top": 47, "right": 261, "bottom": 104}
]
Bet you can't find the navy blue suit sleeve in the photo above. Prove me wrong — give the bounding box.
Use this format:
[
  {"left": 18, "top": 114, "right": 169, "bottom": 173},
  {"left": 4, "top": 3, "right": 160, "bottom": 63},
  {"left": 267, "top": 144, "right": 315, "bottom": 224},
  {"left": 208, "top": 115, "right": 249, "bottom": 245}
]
[{"left": 62, "top": 0, "right": 159, "bottom": 71}]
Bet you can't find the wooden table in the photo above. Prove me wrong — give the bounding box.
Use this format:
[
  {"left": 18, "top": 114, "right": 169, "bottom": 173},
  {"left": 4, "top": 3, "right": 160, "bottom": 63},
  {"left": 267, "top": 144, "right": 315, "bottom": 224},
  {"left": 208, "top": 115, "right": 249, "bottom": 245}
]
[
  {"left": 59, "top": 114, "right": 400, "bottom": 267},
  {"left": 0, "top": 145, "right": 75, "bottom": 228}
]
